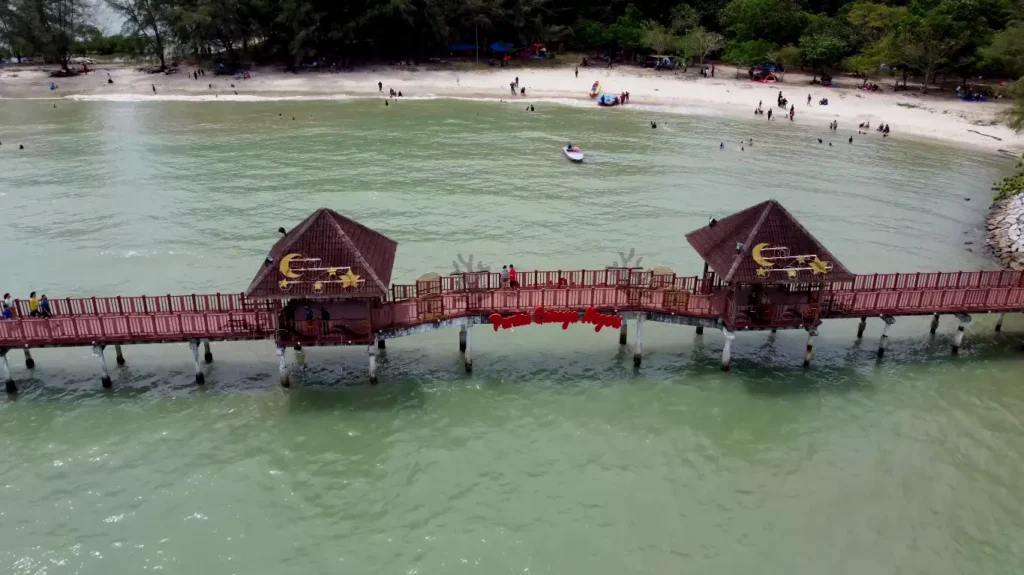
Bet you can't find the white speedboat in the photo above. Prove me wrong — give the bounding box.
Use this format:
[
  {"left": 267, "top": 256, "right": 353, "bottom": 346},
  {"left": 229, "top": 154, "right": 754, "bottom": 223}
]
[{"left": 563, "top": 146, "right": 584, "bottom": 162}]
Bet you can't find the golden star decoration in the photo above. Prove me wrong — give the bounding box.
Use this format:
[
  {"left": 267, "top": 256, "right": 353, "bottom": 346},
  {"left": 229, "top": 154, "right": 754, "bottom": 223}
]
[
  {"left": 787, "top": 269, "right": 798, "bottom": 279},
  {"left": 312, "top": 281, "right": 324, "bottom": 293},
  {"left": 327, "top": 268, "right": 338, "bottom": 277},
  {"left": 756, "top": 267, "right": 768, "bottom": 278},
  {"left": 279, "top": 279, "right": 290, "bottom": 290},
  {"left": 341, "top": 269, "right": 362, "bottom": 288},
  {"left": 809, "top": 257, "right": 830, "bottom": 275}
]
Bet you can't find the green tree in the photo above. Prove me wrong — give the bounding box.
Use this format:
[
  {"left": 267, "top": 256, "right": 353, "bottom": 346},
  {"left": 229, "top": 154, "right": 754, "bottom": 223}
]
[
  {"left": 799, "top": 14, "right": 850, "bottom": 71},
  {"left": 893, "top": 10, "right": 968, "bottom": 91},
  {"left": 668, "top": 2, "right": 698, "bottom": 33},
  {"left": 773, "top": 43, "right": 800, "bottom": 78},
  {"left": 642, "top": 21, "right": 680, "bottom": 54},
  {"left": 724, "top": 38, "right": 775, "bottom": 77},
  {"left": 980, "top": 22, "right": 1024, "bottom": 77},
  {"left": 721, "top": 0, "right": 805, "bottom": 45},
  {"left": 681, "top": 25, "right": 723, "bottom": 67},
  {"left": 105, "top": 0, "right": 171, "bottom": 67}
]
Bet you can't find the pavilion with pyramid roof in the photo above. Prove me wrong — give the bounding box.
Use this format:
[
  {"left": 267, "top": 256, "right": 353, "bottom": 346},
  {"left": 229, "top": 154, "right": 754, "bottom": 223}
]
[
  {"left": 246, "top": 208, "right": 398, "bottom": 352},
  {"left": 685, "top": 200, "right": 853, "bottom": 331}
]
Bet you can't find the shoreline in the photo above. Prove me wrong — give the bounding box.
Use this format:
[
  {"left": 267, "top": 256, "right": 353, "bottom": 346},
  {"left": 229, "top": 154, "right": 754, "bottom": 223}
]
[{"left": 2, "top": 64, "right": 1023, "bottom": 154}]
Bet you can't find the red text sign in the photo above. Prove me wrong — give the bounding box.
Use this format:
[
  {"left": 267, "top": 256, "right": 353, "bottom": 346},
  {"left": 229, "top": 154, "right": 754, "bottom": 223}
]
[{"left": 489, "top": 306, "right": 623, "bottom": 332}]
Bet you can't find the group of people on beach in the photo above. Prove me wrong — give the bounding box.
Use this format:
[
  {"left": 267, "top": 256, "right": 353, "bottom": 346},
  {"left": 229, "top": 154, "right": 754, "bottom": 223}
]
[
  {"left": 510, "top": 76, "right": 527, "bottom": 96},
  {"left": 1, "top": 292, "right": 52, "bottom": 320}
]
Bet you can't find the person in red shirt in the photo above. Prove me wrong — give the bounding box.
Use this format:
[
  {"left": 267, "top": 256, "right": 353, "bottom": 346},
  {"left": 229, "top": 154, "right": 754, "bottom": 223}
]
[{"left": 508, "top": 264, "right": 518, "bottom": 288}]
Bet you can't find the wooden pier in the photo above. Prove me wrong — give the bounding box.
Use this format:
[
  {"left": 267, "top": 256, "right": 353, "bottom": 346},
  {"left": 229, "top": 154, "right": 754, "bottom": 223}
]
[{"left": 1, "top": 201, "right": 1022, "bottom": 391}]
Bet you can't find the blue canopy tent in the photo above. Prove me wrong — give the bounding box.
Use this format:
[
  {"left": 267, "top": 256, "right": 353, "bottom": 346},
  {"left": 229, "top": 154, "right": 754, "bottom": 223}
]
[
  {"left": 489, "top": 42, "right": 515, "bottom": 53},
  {"left": 448, "top": 44, "right": 478, "bottom": 52}
]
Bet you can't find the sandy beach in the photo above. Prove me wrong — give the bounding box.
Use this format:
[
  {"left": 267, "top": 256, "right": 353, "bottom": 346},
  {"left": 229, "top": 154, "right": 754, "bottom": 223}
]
[{"left": 2, "top": 63, "right": 1022, "bottom": 153}]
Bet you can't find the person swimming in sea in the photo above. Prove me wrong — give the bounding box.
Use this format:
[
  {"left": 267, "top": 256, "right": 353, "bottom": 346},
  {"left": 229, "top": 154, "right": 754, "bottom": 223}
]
[
  {"left": 719, "top": 142, "right": 724, "bottom": 150},
  {"left": 650, "top": 121, "right": 657, "bottom": 129}
]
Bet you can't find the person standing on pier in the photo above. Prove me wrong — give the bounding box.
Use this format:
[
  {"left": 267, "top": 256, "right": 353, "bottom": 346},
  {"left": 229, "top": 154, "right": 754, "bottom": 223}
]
[
  {"left": 508, "top": 265, "right": 519, "bottom": 288},
  {"left": 500, "top": 265, "right": 509, "bottom": 288},
  {"left": 2, "top": 293, "right": 10, "bottom": 310},
  {"left": 39, "top": 295, "right": 51, "bottom": 318},
  {"left": 28, "top": 292, "right": 39, "bottom": 316},
  {"left": 320, "top": 306, "right": 331, "bottom": 336}
]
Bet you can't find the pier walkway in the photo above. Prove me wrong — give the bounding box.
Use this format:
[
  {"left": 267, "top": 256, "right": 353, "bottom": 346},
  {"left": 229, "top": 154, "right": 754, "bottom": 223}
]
[{"left": 1, "top": 201, "right": 1022, "bottom": 391}]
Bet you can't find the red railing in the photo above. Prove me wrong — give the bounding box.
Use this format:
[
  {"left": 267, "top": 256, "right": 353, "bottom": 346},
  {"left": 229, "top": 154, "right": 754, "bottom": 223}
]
[
  {"left": 11, "top": 293, "right": 279, "bottom": 319},
  {"left": 2, "top": 269, "right": 1024, "bottom": 348},
  {"left": 0, "top": 310, "right": 279, "bottom": 346},
  {"left": 390, "top": 269, "right": 702, "bottom": 301}
]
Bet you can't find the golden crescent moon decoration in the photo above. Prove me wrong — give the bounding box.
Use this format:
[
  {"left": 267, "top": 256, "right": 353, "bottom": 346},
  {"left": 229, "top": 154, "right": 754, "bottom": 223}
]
[
  {"left": 752, "top": 243, "right": 774, "bottom": 269},
  {"left": 279, "top": 253, "right": 303, "bottom": 279}
]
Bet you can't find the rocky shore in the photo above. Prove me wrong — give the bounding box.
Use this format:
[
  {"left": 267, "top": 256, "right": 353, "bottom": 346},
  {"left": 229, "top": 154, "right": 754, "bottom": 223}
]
[{"left": 986, "top": 193, "right": 1024, "bottom": 270}]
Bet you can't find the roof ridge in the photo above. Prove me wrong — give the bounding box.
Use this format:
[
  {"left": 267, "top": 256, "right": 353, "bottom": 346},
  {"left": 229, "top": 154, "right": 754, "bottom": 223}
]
[
  {"left": 723, "top": 201, "right": 773, "bottom": 283},
  {"left": 245, "top": 210, "right": 325, "bottom": 295},
  {"left": 328, "top": 214, "right": 390, "bottom": 297}
]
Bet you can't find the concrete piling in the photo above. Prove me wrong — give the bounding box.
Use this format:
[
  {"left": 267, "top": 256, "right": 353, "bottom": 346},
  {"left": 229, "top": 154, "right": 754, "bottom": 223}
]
[
  {"left": 464, "top": 325, "right": 473, "bottom": 373},
  {"left": 1, "top": 350, "right": 15, "bottom": 394},
  {"left": 294, "top": 344, "right": 306, "bottom": 368},
  {"left": 203, "top": 341, "right": 213, "bottom": 363},
  {"left": 929, "top": 313, "right": 940, "bottom": 335},
  {"left": 695, "top": 325, "right": 704, "bottom": 336},
  {"left": 803, "top": 328, "right": 817, "bottom": 368},
  {"left": 277, "top": 346, "right": 290, "bottom": 387},
  {"left": 995, "top": 312, "right": 1006, "bottom": 332},
  {"left": 23, "top": 348, "right": 35, "bottom": 369},
  {"left": 114, "top": 344, "right": 126, "bottom": 366},
  {"left": 377, "top": 339, "right": 386, "bottom": 350},
  {"left": 633, "top": 316, "right": 644, "bottom": 367},
  {"left": 93, "top": 345, "right": 112, "bottom": 388},
  {"left": 459, "top": 326, "right": 467, "bottom": 352},
  {"left": 877, "top": 316, "right": 894, "bottom": 358},
  {"left": 721, "top": 328, "right": 735, "bottom": 371},
  {"left": 189, "top": 340, "right": 205, "bottom": 384},
  {"left": 368, "top": 345, "right": 378, "bottom": 384},
  {"left": 856, "top": 317, "right": 867, "bottom": 339},
  {"left": 952, "top": 314, "right": 971, "bottom": 355},
  {"left": 619, "top": 322, "right": 627, "bottom": 345}
]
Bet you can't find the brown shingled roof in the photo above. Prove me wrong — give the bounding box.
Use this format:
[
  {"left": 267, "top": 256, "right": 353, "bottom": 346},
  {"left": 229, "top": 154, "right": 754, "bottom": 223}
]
[
  {"left": 246, "top": 208, "right": 397, "bottom": 300},
  {"left": 685, "top": 200, "right": 853, "bottom": 284}
]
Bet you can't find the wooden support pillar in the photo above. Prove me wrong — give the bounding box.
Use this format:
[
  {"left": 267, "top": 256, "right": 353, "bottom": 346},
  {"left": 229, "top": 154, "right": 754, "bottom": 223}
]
[
  {"left": 995, "top": 312, "right": 1006, "bottom": 332},
  {"left": 952, "top": 314, "right": 971, "bottom": 355},
  {"left": 277, "top": 346, "right": 290, "bottom": 388},
  {"left": 459, "top": 325, "right": 467, "bottom": 352},
  {"left": 856, "top": 317, "right": 867, "bottom": 339},
  {"left": 619, "top": 321, "right": 627, "bottom": 345},
  {"left": 368, "top": 345, "right": 378, "bottom": 384},
  {"left": 203, "top": 341, "right": 213, "bottom": 363},
  {"left": 877, "top": 316, "right": 894, "bottom": 359},
  {"left": 695, "top": 325, "right": 704, "bottom": 336},
  {"left": 294, "top": 344, "right": 306, "bottom": 368},
  {"left": 377, "top": 339, "right": 386, "bottom": 350},
  {"left": 114, "top": 344, "right": 125, "bottom": 366},
  {"left": 94, "top": 345, "right": 112, "bottom": 389},
  {"left": 23, "top": 348, "right": 35, "bottom": 369},
  {"left": 189, "top": 340, "right": 205, "bottom": 384},
  {"left": 1, "top": 349, "right": 15, "bottom": 394},
  {"left": 803, "top": 328, "right": 817, "bottom": 368},
  {"left": 929, "top": 313, "right": 940, "bottom": 335},
  {"left": 721, "top": 328, "right": 735, "bottom": 371},
  {"left": 464, "top": 326, "right": 473, "bottom": 373},
  {"left": 633, "top": 316, "right": 644, "bottom": 367}
]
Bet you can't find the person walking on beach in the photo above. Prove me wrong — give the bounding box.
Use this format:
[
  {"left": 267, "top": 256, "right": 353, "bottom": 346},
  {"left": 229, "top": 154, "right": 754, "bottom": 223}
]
[
  {"left": 575, "top": 66, "right": 578, "bottom": 78},
  {"left": 508, "top": 265, "right": 519, "bottom": 288},
  {"left": 711, "top": 64, "right": 715, "bottom": 77},
  {"left": 514, "top": 76, "right": 519, "bottom": 88},
  {"left": 807, "top": 93, "right": 812, "bottom": 106},
  {"left": 789, "top": 104, "right": 795, "bottom": 121},
  {"left": 378, "top": 81, "right": 382, "bottom": 92},
  {"left": 767, "top": 108, "right": 773, "bottom": 121},
  {"left": 510, "top": 82, "right": 516, "bottom": 95}
]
